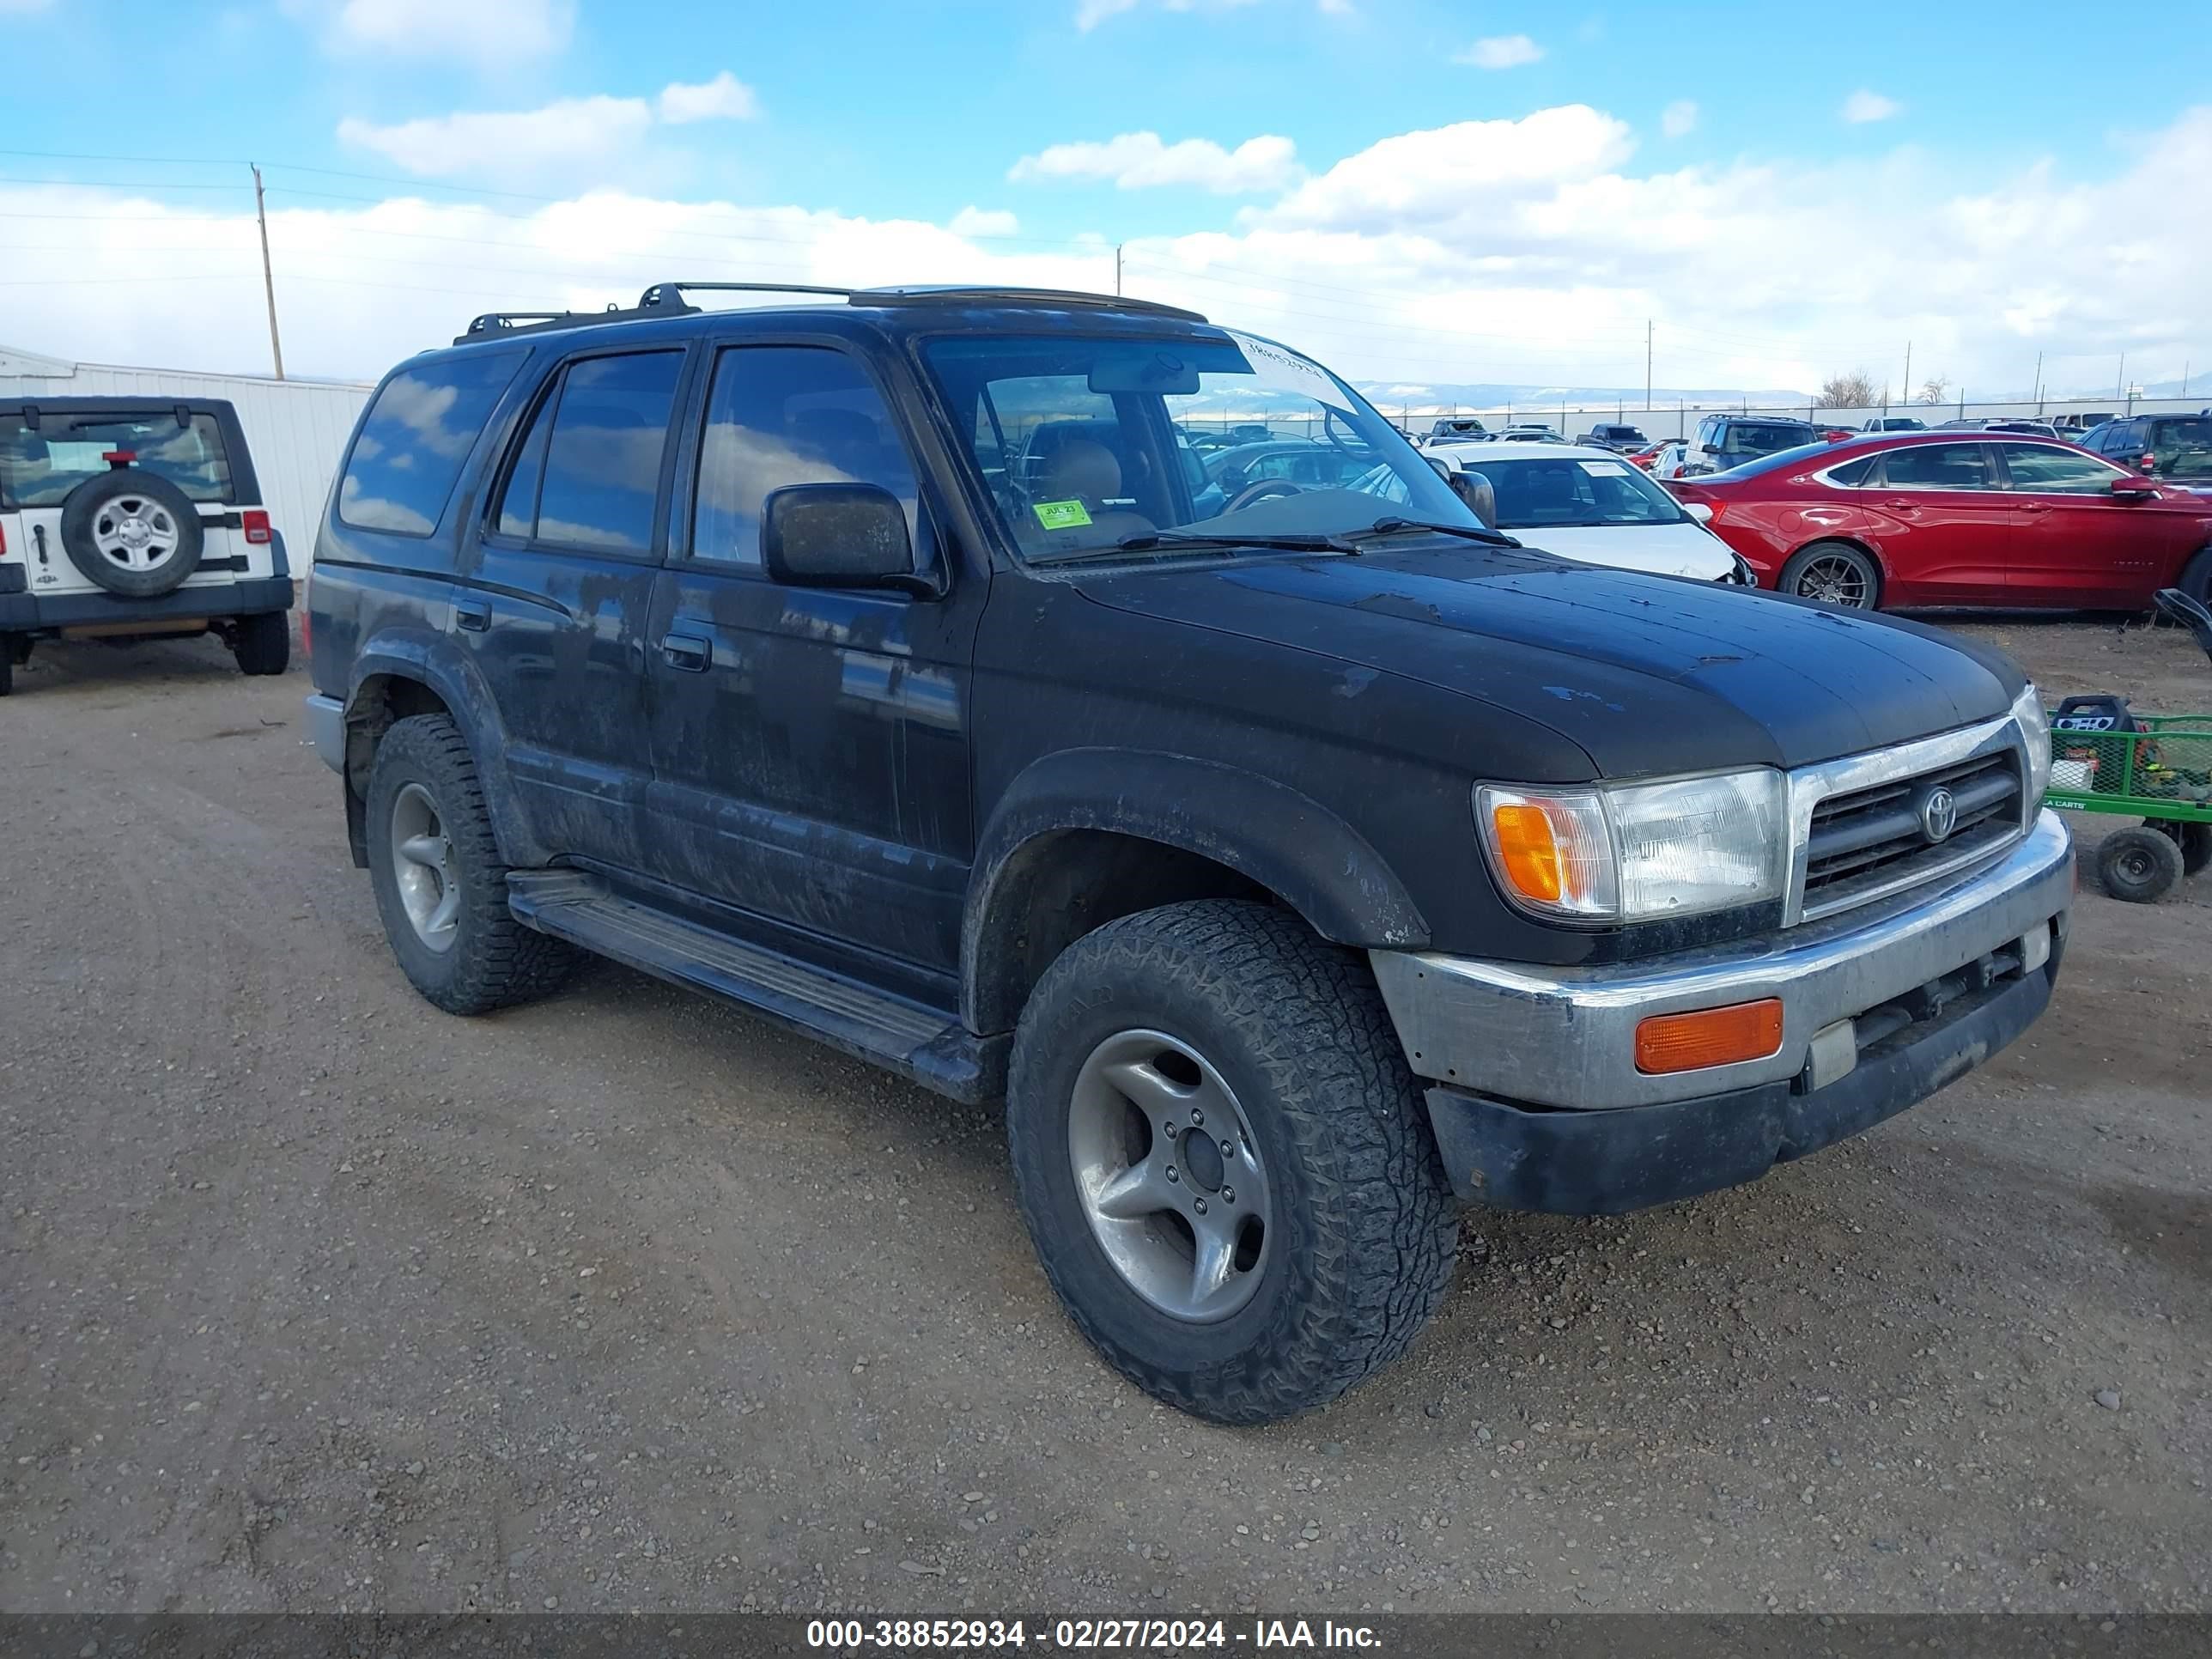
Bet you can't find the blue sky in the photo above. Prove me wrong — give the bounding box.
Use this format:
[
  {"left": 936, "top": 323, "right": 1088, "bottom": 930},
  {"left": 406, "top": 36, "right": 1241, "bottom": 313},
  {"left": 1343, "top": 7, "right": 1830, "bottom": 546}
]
[{"left": 5, "top": 0, "right": 2209, "bottom": 398}]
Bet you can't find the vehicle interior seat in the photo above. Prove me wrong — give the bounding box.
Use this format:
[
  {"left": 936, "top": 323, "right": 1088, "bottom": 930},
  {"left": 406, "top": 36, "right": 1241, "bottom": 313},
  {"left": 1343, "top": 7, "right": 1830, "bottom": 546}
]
[
  {"left": 1029, "top": 439, "right": 1155, "bottom": 544},
  {"left": 789, "top": 406, "right": 893, "bottom": 483}
]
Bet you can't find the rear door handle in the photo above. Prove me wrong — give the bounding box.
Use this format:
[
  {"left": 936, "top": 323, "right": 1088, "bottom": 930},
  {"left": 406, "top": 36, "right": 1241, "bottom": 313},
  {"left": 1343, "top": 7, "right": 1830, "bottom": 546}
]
[
  {"left": 660, "top": 632, "right": 712, "bottom": 671},
  {"left": 2016, "top": 502, "right": 2050, "bottom": 515},
  {"left": 454, "top": 599, "right": 491, "bottom": 632},
  {"left": 1880, "top": 498, "right": 1919, "bottom": 511}
]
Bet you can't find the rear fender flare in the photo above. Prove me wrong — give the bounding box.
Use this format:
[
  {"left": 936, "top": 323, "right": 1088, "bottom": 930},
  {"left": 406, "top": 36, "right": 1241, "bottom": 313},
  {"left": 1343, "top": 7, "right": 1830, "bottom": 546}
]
[{"left": 344, "top": 631, "right": 535, "bottom": 867}]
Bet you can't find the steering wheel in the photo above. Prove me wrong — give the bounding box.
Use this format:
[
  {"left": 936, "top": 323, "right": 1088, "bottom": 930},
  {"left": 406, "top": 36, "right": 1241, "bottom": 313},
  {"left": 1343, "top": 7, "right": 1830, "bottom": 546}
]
[{"left": 1224, "top": 479, "right": 1303, "bottom": 513}]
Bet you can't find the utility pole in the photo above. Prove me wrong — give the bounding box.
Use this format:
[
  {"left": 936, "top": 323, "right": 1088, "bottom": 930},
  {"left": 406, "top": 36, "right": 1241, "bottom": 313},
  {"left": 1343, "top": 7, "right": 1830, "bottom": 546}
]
[
  {"left": 1902, "top": 340, "right": 1911, "bottom": 406},
  {"left": 1114, "top": 244, "right": 1122, "bottom": 297},
  {"left": 2116, "top": 353, "right": 2124, "bottom": 399},
  {"left": 1645, "top": 319, "right": 1653, "bottom": 411},
  {"left": 252, "top": 164, "right": 285, "bottom": 380},
  {"left": 2033, "top": 351, "right": 2043, "bottom": 415}
]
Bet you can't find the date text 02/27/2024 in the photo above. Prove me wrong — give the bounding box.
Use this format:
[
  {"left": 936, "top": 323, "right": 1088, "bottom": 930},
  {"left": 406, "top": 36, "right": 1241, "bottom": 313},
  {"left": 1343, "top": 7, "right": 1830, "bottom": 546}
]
[{"left": 805, "top": 1620, "right": 1383, "bottom": 1650}]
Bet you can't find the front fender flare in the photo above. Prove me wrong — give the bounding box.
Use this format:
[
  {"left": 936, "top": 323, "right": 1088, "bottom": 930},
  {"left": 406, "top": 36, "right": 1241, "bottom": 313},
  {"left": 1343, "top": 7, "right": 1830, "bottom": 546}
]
[{"left": 962, "top": 748, "right": 1430, "bottom": 1031}]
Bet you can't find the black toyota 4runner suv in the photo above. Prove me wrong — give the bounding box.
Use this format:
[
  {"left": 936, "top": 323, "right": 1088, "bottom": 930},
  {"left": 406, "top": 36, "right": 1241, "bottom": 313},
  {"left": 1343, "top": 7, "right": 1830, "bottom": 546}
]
[{"left": 307, "top": 283, "right": 2073, "bottom": 1424}]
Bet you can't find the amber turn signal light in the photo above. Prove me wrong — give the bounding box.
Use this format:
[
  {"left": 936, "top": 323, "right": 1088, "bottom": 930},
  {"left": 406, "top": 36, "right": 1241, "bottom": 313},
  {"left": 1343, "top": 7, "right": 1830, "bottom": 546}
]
[{"left": 1634, "top": 999, "right": 1784, "bottom": 1075}]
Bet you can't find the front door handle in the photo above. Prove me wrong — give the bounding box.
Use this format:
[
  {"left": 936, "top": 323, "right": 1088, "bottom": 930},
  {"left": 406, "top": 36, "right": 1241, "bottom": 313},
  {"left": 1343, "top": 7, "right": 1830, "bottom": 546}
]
[
  {"left": 660, "top": 632, "right": 712, "bottom": 672},
  {"left": 2016, "top": 501, "right": 2050, "bottom": 515},
  {"left": 454, "top": 599, "right": 491, "bottom": 632}
]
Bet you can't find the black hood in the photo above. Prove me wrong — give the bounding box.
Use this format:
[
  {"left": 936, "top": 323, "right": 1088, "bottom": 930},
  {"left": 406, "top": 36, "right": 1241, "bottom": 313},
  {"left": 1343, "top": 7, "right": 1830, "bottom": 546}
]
[{"left": 1075, "top": 545, "right": 2025, "bottom": 778}]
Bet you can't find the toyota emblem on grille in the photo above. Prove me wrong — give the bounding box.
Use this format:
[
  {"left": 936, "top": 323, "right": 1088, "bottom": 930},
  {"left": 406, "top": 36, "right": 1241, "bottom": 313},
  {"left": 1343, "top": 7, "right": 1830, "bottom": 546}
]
[{"left": 1918, "top": 785, "right": 1959, "bottom": 844}]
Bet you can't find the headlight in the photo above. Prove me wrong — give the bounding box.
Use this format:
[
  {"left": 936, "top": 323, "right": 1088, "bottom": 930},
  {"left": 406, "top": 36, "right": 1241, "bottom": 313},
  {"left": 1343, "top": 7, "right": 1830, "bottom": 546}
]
[
  {"left": 2012, "top": 683, "right": 2051, "bottom": 805},
  {"left": 1476, "top": 769, "right": 1789, "bottom": 923}
]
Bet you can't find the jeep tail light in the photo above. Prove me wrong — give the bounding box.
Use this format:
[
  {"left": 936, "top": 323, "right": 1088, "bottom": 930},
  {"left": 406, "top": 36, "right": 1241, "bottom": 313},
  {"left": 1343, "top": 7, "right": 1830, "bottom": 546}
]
[{"left": 242, "top": 510, "right": 272, "bottom": 544}]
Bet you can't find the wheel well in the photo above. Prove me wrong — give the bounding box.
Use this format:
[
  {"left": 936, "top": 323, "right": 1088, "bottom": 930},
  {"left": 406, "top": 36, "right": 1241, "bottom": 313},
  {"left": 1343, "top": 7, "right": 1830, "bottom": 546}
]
[
  {"left": 969, "top": 830, "right": 1278, "bottom": 1034},
  {"left": 341, "top": 674, "right": 453, "bottom": 866}
]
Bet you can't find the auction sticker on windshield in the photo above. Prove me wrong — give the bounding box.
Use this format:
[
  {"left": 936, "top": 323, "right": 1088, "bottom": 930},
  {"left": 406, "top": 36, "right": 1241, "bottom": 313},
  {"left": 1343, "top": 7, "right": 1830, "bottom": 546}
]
[
  {"left": 1224, "top": 331, "right": 1355, "bottom": 413},
  {"left": 1033, "top": 500, "right": 1093, "bottom": 530},
  {"left": 1582, "top": 459, "right": 1632, "bottom": 477}
]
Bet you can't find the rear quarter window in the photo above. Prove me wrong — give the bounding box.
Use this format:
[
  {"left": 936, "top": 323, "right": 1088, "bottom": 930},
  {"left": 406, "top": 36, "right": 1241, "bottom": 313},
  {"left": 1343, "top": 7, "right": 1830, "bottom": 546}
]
[{"left": 337, "top": 351, "right": 525, "bottom": 537}]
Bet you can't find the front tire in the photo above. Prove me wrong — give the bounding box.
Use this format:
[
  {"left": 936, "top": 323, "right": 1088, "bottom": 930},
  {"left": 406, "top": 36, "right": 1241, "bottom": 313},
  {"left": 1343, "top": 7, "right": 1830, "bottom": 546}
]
[
  {"left": 1006, "top": 899, "right": 1458, "bottom": 1425},
  {"left": 2097, "top": 825, "right": 2184, "bottom": 903},
  {"left": 1779, "top": 540, "right": 1881, "bottom": 609},
  {"left": 232, "top": 611, "right": 290, "bottom": 676},
  {"left": 2178, "top": 547, "right": 2212, "bottom": 607},
  {"left": 365, "top": 714, "right": 580, "bottom": 1014}
]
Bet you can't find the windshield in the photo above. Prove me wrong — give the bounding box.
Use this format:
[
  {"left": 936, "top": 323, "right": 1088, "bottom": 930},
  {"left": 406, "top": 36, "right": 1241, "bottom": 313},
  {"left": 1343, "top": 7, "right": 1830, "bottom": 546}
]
[
  {"left": 923, "top": 332, "right": 1474, "bottom": 557},
  {"left": 1720, "top": 422, "right": 1815, "bottom": 459},
  {"left": 1449, "top": 455, "right": 1686, "bottom": 529}
]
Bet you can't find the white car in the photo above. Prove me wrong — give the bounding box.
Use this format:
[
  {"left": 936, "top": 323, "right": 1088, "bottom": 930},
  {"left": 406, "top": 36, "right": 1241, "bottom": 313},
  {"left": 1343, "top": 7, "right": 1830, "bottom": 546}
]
[{"left": 1408, "top": 441, "right": 1741, "bottom": 581}]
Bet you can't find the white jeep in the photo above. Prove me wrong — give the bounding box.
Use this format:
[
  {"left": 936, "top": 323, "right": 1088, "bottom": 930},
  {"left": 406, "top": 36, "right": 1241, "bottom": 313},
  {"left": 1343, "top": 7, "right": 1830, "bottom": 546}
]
[{"left": 0, "top": 397, "right": 295, "bottom": 695}]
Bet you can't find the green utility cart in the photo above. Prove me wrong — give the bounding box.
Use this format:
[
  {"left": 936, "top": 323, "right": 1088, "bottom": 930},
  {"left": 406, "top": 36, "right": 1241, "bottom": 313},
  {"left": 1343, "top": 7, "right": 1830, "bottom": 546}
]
[{"left": 2045, "top": 591, "right": 2212, "bottom": 903}]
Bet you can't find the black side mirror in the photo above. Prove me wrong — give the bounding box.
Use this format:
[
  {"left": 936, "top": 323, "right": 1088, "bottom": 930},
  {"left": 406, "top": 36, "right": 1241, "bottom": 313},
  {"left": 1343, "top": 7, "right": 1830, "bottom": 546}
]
[{"left": 762, "top": 483, "right": 927, "bottom": 593}]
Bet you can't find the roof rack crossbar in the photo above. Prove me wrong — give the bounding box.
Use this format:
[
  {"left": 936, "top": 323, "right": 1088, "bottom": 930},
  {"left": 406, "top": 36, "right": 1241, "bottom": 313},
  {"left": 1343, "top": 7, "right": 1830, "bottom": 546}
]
[{"left": 638, "top": 281, "right": 856, "bottom": 310}]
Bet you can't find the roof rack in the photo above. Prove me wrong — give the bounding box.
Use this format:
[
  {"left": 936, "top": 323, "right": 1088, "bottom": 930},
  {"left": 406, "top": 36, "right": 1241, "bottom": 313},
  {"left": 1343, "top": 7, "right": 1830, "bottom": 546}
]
[
  {"left": 453, "top": 281, "right": 1206, "bottom": 348},
  {"left": 636, "top": 280, "right": 856, "bottom": 310},
  {"left": 453, "top": 301, "right": 683, "bottom": 346},
  {"left": 851, "top": 284, "right": 1207, "bottom": 322}
]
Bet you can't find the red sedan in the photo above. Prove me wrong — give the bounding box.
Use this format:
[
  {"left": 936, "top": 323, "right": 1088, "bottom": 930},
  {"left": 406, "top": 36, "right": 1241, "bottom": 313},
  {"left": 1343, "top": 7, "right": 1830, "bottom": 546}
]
[{"left": 1668, "top": 432, "right": 2212, "bottom": 610}]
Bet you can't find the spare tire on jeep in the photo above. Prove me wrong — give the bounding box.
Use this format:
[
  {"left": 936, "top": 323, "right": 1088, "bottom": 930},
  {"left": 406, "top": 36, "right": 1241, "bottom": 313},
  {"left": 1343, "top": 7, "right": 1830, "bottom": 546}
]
[{"left": 59, "top": 467, "right": 204, "bottom": 599}]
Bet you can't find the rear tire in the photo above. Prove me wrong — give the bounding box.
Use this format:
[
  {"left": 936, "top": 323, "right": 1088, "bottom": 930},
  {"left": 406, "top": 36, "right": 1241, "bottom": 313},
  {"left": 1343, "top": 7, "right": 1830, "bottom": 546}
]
[
  {"left": 232, "top": 611, "right": 290, "bottom": 677},
  {"left": 1006, "top": 898, "right": 1458, "bottom": 1425},
  {"left": 2097, "top": 825, "right": 2184, "bottom": 903},
  {"left": 0, "top": 647, "right": 11, "bottom": 697},
  {"left": 365, "top": 714, "right": 580, "bottom": 1014},
  {"left": 1780, "top": 541, "right": 1881, "bottom": 609}
]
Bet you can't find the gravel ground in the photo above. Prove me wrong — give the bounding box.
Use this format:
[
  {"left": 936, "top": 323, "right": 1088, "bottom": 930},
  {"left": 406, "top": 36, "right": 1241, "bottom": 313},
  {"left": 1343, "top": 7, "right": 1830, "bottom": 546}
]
[{"left": 2, "top": 616, "right": 2207, "bottom": 1616}]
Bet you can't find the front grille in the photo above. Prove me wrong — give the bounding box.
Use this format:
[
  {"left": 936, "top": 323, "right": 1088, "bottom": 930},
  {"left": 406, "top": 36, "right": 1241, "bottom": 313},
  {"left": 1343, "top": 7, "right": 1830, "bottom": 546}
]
[{"left": 1801, "top": 750, "right": 2023, "bottom": 919}]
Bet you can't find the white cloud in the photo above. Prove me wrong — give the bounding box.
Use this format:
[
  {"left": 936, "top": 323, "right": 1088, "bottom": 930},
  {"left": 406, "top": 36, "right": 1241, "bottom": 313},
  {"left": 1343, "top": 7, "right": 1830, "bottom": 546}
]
[
  {"left": 1457, "top": 34, "right": 1544, "bottom": 70},
  {"left": 657, "top": 71, "right": 759, "bottom": 125},
  {"left": 313, "top": 0, "right": 574, "bottom": 65},
  {"left": 1661, "top": 100, "right": 1698, "bottom": 138},
  {"left": 1011, "top": 132, "right": 1299, "bottom": 193},
  {"left": 338, "top": 97, "right": 659, "bottom": 179},
  {"left": 1842, "top": 88, "right": 1903, "bottom": 125},
  {"left": 950, "top": 206, "right": 1020, "bottom": 237},
  {"left": 337, "top": 76, "right": 757, "bottom": 184},
  {"left": 9, "top": 105, "right": 2209, "bottom": 411},
  {"left": 1262, "top": 106, "right": 1633, "bottom": 233}
]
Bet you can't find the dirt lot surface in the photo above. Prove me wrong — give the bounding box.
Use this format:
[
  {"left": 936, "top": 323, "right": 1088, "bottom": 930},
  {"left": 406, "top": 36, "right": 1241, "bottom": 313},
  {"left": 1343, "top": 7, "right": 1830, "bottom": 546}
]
[{"left": 3, "top": 616, "right": 2207, "bottom": 1616}]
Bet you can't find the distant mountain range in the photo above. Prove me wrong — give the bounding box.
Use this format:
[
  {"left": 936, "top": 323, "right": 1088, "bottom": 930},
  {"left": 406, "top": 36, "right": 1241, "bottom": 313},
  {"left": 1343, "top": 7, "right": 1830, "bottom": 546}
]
[{"left": 1353, "top": 380, "right": 1812, "bottom": 413}]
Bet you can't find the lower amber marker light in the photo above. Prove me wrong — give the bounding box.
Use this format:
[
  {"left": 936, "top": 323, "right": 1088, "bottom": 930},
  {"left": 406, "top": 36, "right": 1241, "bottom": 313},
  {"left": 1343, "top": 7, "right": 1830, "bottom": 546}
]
[{"left": 1634, "top": 999, "right": 1784, "bottom": 1075}]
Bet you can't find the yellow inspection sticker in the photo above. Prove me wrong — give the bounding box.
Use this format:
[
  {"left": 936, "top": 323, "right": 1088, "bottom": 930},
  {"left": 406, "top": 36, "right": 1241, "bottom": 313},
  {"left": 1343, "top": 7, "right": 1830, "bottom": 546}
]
[{"left": 1033, "top": 499, "right": 1092, "bottom": 530}]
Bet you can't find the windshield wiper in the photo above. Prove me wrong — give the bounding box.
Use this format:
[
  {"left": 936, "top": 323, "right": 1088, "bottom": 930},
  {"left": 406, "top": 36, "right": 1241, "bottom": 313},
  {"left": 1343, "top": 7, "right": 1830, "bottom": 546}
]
[
  {"left": 1029, "top": 529, "right": 1363, "bottom": 565},
  {"left": 1357, "top": 517, "right": 1523, "bottom": 548}
]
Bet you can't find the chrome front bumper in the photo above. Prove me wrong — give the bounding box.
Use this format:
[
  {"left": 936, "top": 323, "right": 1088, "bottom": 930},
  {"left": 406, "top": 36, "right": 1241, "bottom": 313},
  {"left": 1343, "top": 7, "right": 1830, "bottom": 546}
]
[
  {"left": 305, "top": 693, "right": 345, "bottom": 775},
  {"left": 1370, "top": 809, "right": 2074, "bottom": 1110}
]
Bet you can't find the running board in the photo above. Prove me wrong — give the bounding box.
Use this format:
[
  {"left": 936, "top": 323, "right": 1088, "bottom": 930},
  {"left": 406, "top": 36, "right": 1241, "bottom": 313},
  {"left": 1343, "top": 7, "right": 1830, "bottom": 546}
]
[{"left": 507, "top": 872, "right": 1006, "bottom": 1104}]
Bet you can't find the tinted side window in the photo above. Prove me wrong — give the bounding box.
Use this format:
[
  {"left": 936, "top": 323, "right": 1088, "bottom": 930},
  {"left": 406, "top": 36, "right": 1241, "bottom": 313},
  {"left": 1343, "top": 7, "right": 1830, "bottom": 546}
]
[
  {"left": 692, "top": 346, "right": 920, "bottom": 566},
  {"left": 1879, "top": 442, "right": 1991, "bottom": 489},
  {"left": 533, "top": 351, "right": 684, "bottom": 553},
  {"left": 494, "top": 380, "right": 558, "bottom": 539},
  {"left": 339, "top": 351, "right": 523, "bottom": 536},
  {"left": 1825, "top": 453, "right": 1878, "bottom": 487},
  {"left": 1999, "top": 444, "right": 2123, "bottom": 495}
]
